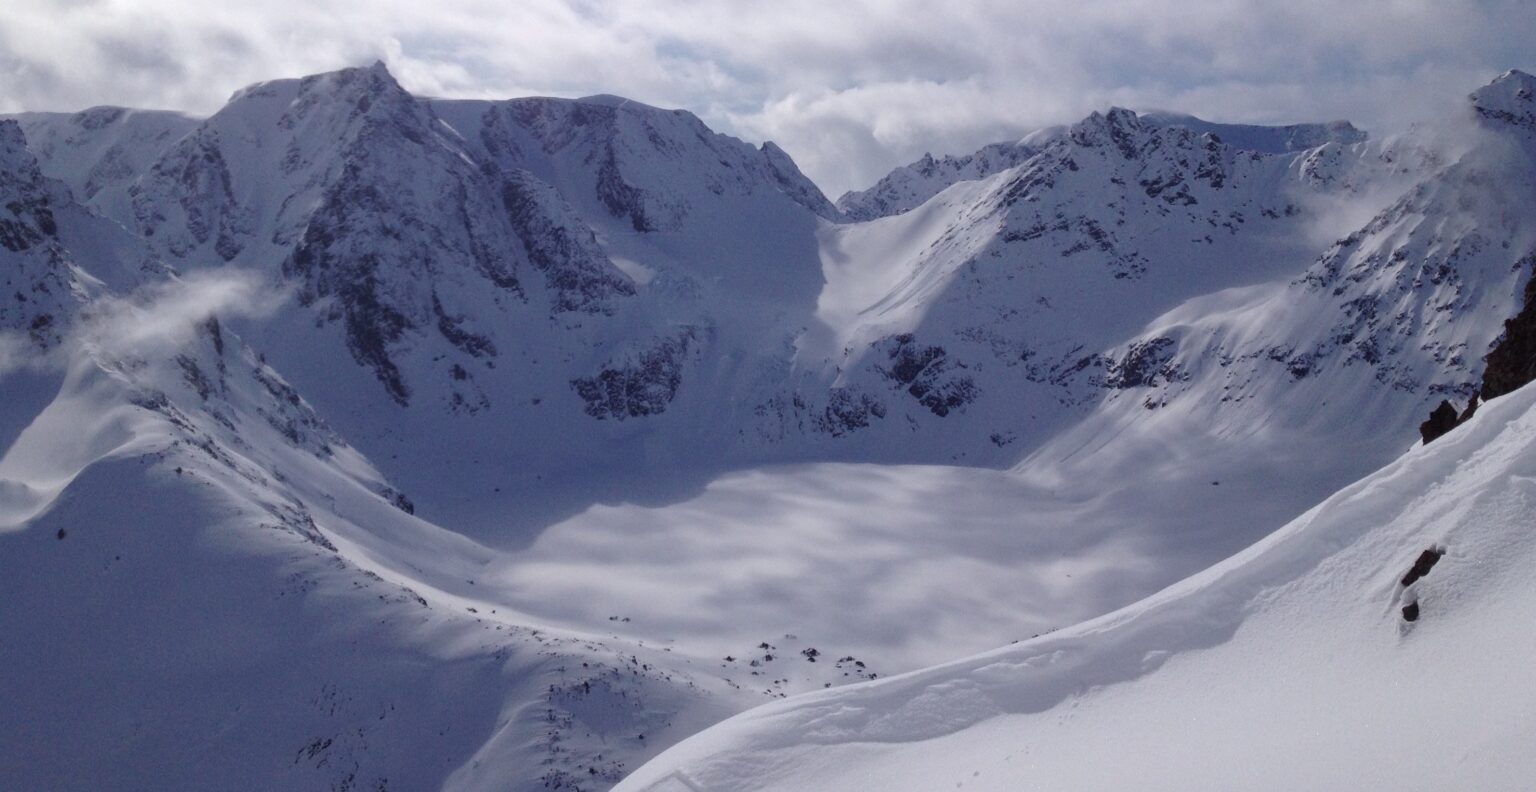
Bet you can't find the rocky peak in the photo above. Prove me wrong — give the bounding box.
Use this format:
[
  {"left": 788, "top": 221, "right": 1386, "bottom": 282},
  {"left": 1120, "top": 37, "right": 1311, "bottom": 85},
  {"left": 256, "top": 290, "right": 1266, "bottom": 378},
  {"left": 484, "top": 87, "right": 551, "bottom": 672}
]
[
  {"left": 0, "top": 121, "right": 58, "bottom": 253},
  {"left": 0, "top": 119, "right": 80, "bottom": 347},
  {"left": 1069, "top": 107, "right": 1148, "bottom": 159},
  {"left": 1470, "top": 69, "right": 1536, "bottom": 133},
  {"left": 1140, "top": 112, "right": 1367, "bottom": 154},
  {"left": 278, "top": 62, "right": 424, "bottom": 141},
  {"left": 0, "top": 121, "right": 44, "bottom": 191},
  {"left": 836, "top": 139, "right": 1042, "bottom": 221},
  {"left": 760, "top": 140, "right": 839, "bottom": 219},
  {"left": 464, "top": 93, "right": 838, "bottom": 230}
]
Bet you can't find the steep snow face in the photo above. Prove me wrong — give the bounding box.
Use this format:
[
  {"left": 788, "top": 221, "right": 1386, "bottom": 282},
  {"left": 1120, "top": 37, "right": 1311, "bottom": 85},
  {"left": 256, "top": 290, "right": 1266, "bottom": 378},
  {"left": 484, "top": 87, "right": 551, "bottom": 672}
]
[
  {"left": 1047, "top": 86, "right": 1536, "bottom": 514},
  {"left": 0, "top": 119, "right": 157, "bottom": 346},
  {"left": 432, "top": 93, "right": 834, "bottom": 320},
  {"left": 1470, "top": 69, "right": 1536, "bottom": 134},
  {"left": 617, "top": 375, "right": 1536, "bottom": 792},
  {"left": 835, "top": 139, "right": 1046, "bottom": 222},
  {"left": 1140, "top": 111, "right": 1367, "bottom": 154},
  {"left": 63, "top": 66, "right": 687, "bottom": 506},
  {"left": 837, "top": 112, "right": 1370, "bottom": 222},
  {"left": 773, "top": 107, "right": 1422, "bottom": 465},
  {"left": 7, "top": 106, "right": 197, "bottom": 221},
  {"left": 435, "top": 94, "right": 839, "bottom": 233}
]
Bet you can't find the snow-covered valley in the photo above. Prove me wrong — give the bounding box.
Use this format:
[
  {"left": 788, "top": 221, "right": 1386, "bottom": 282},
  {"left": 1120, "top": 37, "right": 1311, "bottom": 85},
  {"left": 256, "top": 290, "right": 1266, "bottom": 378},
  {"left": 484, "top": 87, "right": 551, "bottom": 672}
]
[{"left": 3, "top": 61, "right": 1535, "bottom": 790}]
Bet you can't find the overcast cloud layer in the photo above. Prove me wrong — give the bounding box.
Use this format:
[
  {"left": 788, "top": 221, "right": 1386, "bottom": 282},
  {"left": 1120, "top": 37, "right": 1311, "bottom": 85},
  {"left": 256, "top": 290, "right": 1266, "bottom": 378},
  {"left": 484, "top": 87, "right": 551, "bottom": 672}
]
[{"left": 1, "top": 1, "right": 1532, "bottom": 196}]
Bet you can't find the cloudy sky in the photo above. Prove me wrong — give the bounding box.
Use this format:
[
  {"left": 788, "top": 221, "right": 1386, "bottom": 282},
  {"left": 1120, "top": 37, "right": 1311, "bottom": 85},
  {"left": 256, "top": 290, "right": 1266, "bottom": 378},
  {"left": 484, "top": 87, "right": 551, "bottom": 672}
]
[{"left": 1, "top": 0, "right": 1532, "bottom": 196}]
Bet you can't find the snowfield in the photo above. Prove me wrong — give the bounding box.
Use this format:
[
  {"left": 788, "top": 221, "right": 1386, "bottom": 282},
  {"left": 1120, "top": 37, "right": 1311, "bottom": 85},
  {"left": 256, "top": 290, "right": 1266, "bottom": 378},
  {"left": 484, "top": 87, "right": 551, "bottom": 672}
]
[{"left": 618, "top": 374, "right": 1536, "bottom": 792}]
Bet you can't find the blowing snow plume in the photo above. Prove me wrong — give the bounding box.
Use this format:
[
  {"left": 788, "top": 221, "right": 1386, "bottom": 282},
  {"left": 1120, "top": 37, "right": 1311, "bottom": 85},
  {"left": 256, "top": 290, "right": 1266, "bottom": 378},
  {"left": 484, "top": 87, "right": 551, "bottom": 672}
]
[{"left": 0, "top": 268, "right": 285, "bottom": 531}]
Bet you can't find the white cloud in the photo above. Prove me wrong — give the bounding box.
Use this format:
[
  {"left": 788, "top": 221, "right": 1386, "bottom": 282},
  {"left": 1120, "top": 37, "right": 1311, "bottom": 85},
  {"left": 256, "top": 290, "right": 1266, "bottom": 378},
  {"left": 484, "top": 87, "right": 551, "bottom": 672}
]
[
  {"left": 78, "top": 268, "right": 285, "bottom": 360},
  {"left": 1, "top": 0, "right": 1532, "bottom": 195}
]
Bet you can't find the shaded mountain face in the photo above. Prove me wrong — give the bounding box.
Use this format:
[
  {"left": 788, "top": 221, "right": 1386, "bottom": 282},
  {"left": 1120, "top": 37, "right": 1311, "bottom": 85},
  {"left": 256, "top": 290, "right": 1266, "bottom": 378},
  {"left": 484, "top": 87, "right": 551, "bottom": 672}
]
[
  {"left": 10, "top": 62, "right": 850, "bottom": 535},
  {"left": 0, "top": 113, "right": 756, "bottom": 792},
  {"left": 0, "top": 118, "right": 162, "bottom": 346},
  {"left": 0, "top": 120, "right": 71, "bottom": 343},
  {"left": 11, "top": 106, "right": 198, "bottom": 223}
]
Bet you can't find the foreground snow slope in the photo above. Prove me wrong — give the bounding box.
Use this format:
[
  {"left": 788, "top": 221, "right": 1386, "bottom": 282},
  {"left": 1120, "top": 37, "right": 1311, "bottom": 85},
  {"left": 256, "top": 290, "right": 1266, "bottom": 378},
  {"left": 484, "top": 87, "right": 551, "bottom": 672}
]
[
  {"left": 0, "top": 278, "right": 759, "bottom": 792},
  {"left": 618, "top": 380, "right": 1536, "bottom": 792}
]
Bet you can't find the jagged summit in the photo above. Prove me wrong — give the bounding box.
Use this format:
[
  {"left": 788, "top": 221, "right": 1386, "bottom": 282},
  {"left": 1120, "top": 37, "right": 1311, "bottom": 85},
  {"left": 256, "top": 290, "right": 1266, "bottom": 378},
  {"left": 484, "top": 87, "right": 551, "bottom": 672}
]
[
  {"left": 575, "top": 93, "right": 669, "bottom": 112},
  {"left": 0, "top": 120, "right": 43, "bottom": 185},
  {"left": 1471, "top": 68, "right": 1536, "bottom": 132},
  {"left": 226, "top": 59, "right": 402, "bottom": 104},
  {"left": 838, "top": 106, "right": 1370, "bottom": 221},
  {"left": 0, "top": 119, "right": 154, "bottom": 345},
  {"left": 1140, "top": 111, "right": 1366, "bottom": 153}
]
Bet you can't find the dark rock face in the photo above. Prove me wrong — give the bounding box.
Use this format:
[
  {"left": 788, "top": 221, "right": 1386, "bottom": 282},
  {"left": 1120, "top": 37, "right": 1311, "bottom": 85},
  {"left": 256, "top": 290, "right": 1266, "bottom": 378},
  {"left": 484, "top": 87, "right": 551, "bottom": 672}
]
[
  {"left": 1105, "top": 337, "right": 1182, "bottom": 389},
  {"left": 287, "top": 217, "right": 415, "bottom": 405},
  {"left": 501, "top": 170, "right": 636, "bottom": 314},
  {"left": 133, "top": 132, "right": 250, "bottom": 260},
  {"left": 0, "top": 120, "right": 77, "bottom": 347},
  {"left": 0, "top": 121, "right": 59, "bottom": 254},
  {"left": 572, "top": 330, "right": 698, "bottom": 420},
  {"left": 1481, "top": 256, "right": 1536, "bottom": 400},
  {"left": 1419, "top": 400, "right": 1462, "bottom": 444},
  {"left": 596, "top": 148, "right": 656, "bottom": 232},
  {"left": 1470, "top": 70, "right": 1536, "bottom": 135},
  {"left": 876, "top": 334, "right": 979, "bottom": 417},
  {"left": 1398, "top": 545, "right": 1445, "bottom": 623},
  {"left": 1400, "top": 547, "right": 1445, "bottom": 587},
  {"left": 432, "top": 293, "right": 496, "bottom": 359},
  {"left": 813, "top": 388, "right": 887, "bottom": 437}
]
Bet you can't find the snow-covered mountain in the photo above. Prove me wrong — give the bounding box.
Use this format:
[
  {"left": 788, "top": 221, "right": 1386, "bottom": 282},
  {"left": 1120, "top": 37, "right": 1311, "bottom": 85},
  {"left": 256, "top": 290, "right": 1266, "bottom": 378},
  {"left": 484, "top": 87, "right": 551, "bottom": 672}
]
[
  {"left": 835, "top": 112, "right": 1368, "bottom": 222},
  {"left": 3, "top": 63, "right": 1535, "bottom": 791}
]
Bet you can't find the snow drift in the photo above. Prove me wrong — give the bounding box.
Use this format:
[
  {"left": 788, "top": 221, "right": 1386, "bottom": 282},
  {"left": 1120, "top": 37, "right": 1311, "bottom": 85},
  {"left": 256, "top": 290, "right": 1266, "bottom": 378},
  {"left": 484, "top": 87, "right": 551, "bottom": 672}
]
[{"left": 618, "top": 367, "right": 1536, "bottom": 792}]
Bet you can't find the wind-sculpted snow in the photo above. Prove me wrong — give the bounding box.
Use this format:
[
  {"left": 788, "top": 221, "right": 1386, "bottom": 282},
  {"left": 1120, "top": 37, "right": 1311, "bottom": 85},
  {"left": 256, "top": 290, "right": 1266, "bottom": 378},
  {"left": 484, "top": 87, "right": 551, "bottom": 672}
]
[
  {"left": 618, "top": 364, "right": 1536, "bottom": 792},
  {"left": 0, "top": 256, "right": 754, "bottom": 792}
]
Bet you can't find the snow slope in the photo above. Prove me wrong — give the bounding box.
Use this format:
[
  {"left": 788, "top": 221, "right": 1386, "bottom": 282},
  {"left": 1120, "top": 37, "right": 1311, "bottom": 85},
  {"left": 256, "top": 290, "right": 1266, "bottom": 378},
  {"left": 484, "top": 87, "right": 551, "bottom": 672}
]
[
  {"left": 0, "top": 277, "right": 765, "bottom": 792},
  {"left": 617, "top": 355, "right": 1536, "bottom": 792},
  {"left": 0, "top": 133, "right": 758, "bottom": 790}
]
